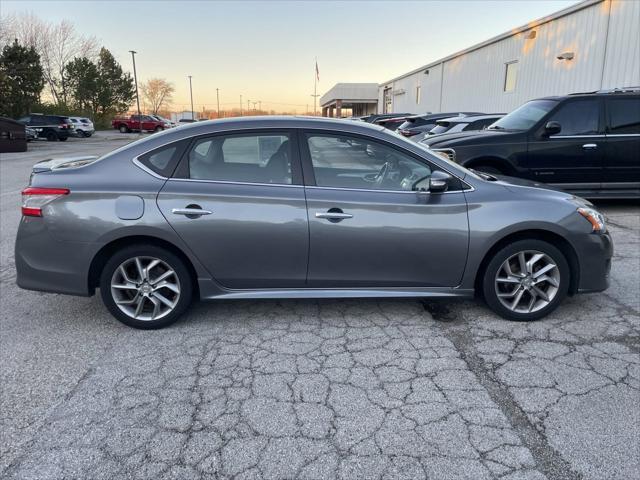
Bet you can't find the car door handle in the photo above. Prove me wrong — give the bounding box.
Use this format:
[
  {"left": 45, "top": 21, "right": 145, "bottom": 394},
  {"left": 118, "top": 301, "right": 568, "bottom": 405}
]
[
  {"left": 315, "top": 212, "right": 353, "bottom": 220},
  {"left": 172, "top": 207, "right": 212, "bottom": 216},
  {"left": 582, "top": 143, "right": 598, "bottom": 149}
]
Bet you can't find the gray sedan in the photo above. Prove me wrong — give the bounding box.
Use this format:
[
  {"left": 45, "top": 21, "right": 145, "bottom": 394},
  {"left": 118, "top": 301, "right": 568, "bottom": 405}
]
[{"left": 15, "top": 117, "right": 612, "bottom": 328}]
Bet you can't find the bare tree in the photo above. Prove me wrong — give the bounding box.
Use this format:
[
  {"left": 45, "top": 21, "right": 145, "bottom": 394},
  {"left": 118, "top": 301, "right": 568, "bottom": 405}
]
[
  {"left": 0, "top": 12, "right": 99, "bottom": 104},
  {"left": 141, "top": 78, "right": 175, "bottom": 115}
]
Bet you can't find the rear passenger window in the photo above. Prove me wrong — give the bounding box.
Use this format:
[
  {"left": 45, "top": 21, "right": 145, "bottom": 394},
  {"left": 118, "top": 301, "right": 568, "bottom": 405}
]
[
  {"left": 547, "top": 100, "right": 600, "bottom": 136},
  {"left": 188, "top": 133, "right": 292, "bottom": 184},
  {"left": 607, "top": 98, "right": 640, "bottom": 134}
]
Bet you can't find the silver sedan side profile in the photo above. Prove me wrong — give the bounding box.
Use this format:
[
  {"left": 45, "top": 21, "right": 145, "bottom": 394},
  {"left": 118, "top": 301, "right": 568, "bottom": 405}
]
[{"left": 15, "top": 117, "right": 612, "bottom": 329}]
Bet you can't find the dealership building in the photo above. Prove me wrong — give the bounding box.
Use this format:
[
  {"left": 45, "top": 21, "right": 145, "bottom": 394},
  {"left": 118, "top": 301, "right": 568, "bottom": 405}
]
[{"left": 323, "top": 0, "right": 639, "bottom": 117}]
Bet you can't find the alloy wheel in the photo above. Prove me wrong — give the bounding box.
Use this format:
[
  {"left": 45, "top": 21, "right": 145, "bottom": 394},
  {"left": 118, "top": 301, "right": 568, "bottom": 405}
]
[
  {"left": 494, "top": 250, "right": 560, "bottom": 313},
  {"left": 110, "top": 256, "right": 181, "bottom": 321}
]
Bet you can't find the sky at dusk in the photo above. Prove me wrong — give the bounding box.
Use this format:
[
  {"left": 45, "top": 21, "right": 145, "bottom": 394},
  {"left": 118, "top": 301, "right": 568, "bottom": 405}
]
[{"left": 2, "top": 0, "right": 580, "bottom": 113}]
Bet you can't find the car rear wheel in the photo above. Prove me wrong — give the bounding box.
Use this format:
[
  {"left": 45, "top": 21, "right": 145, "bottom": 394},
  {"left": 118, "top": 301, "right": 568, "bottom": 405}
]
[
  {"left": 76, "top": 130, "right": 86, "bottom": 137},
  {"left": 482, "top": 239, "right": 569, "bottom": 321},
  {"left": 45, "top": 131, "right": 57, "bottom": 141},
  {"left": 99, "top": 245, "right": 193, "bottom": 329},
  {"left": 119, "top": 125, "right": 129, "bottom": 133}
]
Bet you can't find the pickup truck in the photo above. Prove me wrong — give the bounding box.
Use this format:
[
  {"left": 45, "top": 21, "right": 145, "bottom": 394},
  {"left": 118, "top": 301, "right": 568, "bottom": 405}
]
[{"left": 112, "top": 115, "right": 166, "bottom": 133}]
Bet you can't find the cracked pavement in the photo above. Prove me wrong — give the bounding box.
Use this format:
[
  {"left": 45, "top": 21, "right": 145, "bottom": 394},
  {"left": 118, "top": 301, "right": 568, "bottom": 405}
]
[{"left": 1, "top": 137, "right": 639, "bottom": 479}]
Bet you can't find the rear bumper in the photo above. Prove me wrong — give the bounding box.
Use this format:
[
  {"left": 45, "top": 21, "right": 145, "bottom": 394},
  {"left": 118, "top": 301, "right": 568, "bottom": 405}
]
[
  {"left": 15, "top": 218, "right": 93, "bottom": 296},
  {"left": 575, "top": 231, "right": 613, "bottom": 293}
]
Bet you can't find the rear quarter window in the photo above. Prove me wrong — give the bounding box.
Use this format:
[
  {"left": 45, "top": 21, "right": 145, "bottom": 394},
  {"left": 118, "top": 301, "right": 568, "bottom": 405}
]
[{"left": 137, "top": 139, "right": 189, "bottom": 177}]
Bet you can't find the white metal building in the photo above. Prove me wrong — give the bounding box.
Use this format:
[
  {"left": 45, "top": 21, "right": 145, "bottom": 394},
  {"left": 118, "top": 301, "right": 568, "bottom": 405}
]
[{"left": 379, "top": 0, "right": 639, "bottom": 114}]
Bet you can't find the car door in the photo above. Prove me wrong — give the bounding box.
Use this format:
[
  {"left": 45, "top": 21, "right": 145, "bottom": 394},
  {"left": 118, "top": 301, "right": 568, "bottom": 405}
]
[
  {"left": 603, "top": 96, "right": 640, "bottom": 191},
  {"left": 526, "top": 98, "right": 604, "bottom": 189},
  {"left": 300, "top": 130, "right": 469, "bottom": 288},
  {"left": 156, "top": 130, "right": 309, "bottom": 289}
]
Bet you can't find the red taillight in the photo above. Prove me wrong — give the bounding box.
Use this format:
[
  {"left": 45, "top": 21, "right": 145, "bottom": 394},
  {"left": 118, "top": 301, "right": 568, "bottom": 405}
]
[{"left": 21, "top": 187, "right": 70, "bottom": 217}]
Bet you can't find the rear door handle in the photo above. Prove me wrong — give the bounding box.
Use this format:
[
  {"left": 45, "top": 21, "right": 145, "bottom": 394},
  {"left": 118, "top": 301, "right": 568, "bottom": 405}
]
[
  {"left": 172, "top": 207, "right": 212, "bottom": 216},
  {"left": 582, "top": 143, "right": 598, "bottom": 149},
  {"left": 315, "top": 212, "right": 353, "bottom": 219}
]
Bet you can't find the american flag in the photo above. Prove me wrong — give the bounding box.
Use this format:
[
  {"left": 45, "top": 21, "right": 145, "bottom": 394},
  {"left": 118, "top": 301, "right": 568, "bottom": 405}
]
[{"left": 315, "top": 60, "right": 320, "bottom": 82}]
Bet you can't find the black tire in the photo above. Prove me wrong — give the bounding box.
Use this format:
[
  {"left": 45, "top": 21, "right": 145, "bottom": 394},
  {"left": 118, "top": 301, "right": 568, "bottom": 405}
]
[
  {"left": 45, "top": 131, "right": 57, "bottom": 141},
  {"left": 474, "top": 165, "right": 504, "bottom": 175},
  {"left": 482, "top": 239, "right": 570, "bottom": 321},
  {"left": 154, "top": 126, "right": 164, "bottom": 132},
  {"left": 76, "top": 130, "right": 86, "bottom": 138},
  {"left": 59, "top": 136, "right": 68, "bottom": 142},
  {"left": 119, "top": 124, "right": 129, "bottom": 133},
  {"left": 99, "top": 244, "right": 193, "bottom": 329}
]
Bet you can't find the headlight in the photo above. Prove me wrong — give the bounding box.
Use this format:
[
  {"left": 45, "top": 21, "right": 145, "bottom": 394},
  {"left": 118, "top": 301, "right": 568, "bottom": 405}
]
[{"left": 577, "top": 207, "right": 607, "bottom": 233}]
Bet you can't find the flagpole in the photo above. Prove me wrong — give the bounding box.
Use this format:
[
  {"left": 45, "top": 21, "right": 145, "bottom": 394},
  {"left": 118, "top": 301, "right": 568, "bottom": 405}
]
[{"left": 314, "top": 57, "right": 317, "bottom": 116}]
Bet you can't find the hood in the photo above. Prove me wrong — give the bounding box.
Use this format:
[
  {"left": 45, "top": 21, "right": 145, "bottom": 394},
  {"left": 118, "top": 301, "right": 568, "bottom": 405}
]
[{"left": 421, "top": 129, "right": 512, "bottom": 147}]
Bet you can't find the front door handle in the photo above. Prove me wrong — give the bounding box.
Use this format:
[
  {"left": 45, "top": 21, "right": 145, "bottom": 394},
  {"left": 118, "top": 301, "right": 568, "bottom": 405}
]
[
  {"left": 315, "top": 208, "right": 353, "bottom": 222},
  {"left": 172, "top": 207, "right": 212, "bottom": 217},
  {"left": 582, "top": 143, "right": 598, "bottom": 150}
]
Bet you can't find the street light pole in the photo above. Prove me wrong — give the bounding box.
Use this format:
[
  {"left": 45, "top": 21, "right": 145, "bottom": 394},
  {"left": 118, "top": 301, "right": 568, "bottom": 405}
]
[
  {"left": 216, "top": 88, "right": 220, "bottom": 118},
  {"left": 188, "top": 75, "right": 194, "bottom": 121},
  {"left": 129, "top": 50, "right": 141, "bottom": 133},
  {"left": 240, "top": 95, "right": 243, "bottom": 116}
]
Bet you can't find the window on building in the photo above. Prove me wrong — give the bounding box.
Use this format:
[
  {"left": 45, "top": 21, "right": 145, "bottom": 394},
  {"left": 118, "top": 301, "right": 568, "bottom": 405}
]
[
  {"left": 416, "top": 85, "right": 421, "bottom": 104},
  {"left": 383, "top": 87, "right": 392, "bottom": 113},
  {"left": 504, "top": 61, "right": 518, "bottom": 92}
]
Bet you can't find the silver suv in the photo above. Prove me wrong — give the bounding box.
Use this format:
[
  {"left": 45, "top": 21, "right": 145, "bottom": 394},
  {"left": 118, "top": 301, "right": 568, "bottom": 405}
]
[{"left": 15, "top": 117, "right": 612, "bottom": 328}]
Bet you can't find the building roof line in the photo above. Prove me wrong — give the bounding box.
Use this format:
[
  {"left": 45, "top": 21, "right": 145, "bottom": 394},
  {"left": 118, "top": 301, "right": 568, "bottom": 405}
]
[{"left": 379, "top": 0, "right": 602, "bottom": 86}]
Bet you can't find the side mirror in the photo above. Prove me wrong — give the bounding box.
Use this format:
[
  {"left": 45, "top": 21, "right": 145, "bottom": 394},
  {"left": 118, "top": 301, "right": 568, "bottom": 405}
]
[
  {"left": 413, "top": 170, "right": 452, "bottom": 193},
  {"left": 429, "top": 170, "right": 452, "bottom": 192},
  {"left": 544, "top": 121, "right": 561, "bottom": 136}
]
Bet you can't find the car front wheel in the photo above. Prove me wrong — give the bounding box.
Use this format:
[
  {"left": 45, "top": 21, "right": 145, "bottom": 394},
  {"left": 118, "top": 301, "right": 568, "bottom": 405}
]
[
  {"left": 99, "top": 245, "right": 193, "bottom": 329},
  {"left": 482, "top": 239, "right": 569, "bottom": 321}
]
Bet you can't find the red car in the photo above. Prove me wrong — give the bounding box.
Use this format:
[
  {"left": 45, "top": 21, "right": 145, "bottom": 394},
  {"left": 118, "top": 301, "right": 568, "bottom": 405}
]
[{"left": 112, "top": 115, "right": 166, "bottom": 133}]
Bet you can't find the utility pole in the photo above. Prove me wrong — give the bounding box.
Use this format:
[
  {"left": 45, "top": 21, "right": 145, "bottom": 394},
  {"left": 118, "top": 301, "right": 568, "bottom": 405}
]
[
  {"left": 188, "top": 75, "right": 194, "bottom": 120},
  {"left": 129, "top": 50, "right": 141, "bottom": 133},
  {"left": 216, "top": 88, "right": 220, "bottom": 118},
  {"left": 240, "top": 95, "right": 243, "bottom": 116},
  {"left": 258, "top": 101, "right": 261, "bottom": 112},
  {"left": 247, "top": 99, "right": 250, "bottom": 113}
]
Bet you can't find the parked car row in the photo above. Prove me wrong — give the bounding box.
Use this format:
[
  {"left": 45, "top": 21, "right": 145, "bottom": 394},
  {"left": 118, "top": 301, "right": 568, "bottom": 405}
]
[
  {"left": 356, "top": 87, "right": 638, "bottom": 199},
  {"left": 17, "top": 114, "right": 95, "bottom": 142}
]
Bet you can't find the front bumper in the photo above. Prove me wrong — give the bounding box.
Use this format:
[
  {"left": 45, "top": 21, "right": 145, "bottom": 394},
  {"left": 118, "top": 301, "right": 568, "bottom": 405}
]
[{"left": 575, "top": 231, "right": 613, "bottom": 293}]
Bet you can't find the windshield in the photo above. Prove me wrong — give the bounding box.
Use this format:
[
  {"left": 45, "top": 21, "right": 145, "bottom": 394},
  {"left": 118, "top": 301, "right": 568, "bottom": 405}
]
[{"left": 489, "top": 99, "right": 557, "bottom": 130}]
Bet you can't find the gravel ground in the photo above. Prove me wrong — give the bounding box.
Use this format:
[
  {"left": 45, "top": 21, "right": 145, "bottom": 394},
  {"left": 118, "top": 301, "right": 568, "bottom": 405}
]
[{"left": 1, "top": 133, "right": 638, "bottom": 480}]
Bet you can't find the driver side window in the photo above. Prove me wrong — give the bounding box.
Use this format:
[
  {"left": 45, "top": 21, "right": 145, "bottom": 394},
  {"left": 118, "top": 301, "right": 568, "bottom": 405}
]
[{"left": 305, "top": 134, "right": 431, "bottom": 191}]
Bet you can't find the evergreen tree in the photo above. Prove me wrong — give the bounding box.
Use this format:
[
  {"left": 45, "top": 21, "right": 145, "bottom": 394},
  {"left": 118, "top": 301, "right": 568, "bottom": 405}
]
[
  {"left": 65, "top": 56, "right": 99, "bottom": 114},
  {"left": 0, "top": 39, "right": 44, "bottom": 118},
  {"left": 95, "top": 48, "right": 135, "bottom": 115}
]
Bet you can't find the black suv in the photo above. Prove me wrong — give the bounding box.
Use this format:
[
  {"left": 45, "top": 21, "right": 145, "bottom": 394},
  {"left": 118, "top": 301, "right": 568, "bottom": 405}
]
[
  {"left": 17, "top": 114, "right": 74, "bottom": 141},
  {"left": 422, "top": 88, "right": 640, "bottom": 199}
]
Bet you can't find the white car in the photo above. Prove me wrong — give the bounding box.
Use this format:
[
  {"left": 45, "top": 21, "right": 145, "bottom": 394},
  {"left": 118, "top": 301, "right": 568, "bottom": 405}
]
[{"left": 69, "top": 117, "right": 95, "bottom": 137}]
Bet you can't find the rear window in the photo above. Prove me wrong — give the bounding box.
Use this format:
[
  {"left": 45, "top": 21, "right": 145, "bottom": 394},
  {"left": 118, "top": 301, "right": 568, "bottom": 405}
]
[
  {"left": 607, "top": 98, "right": 640, "bottom": 134},
  {"left": 399, "top": 117, "right": 429, "bottom": 129}
]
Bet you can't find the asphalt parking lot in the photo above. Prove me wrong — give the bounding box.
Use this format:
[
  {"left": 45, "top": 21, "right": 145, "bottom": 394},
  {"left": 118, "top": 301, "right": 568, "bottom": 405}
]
[{"left": 1, "top": 133, "right": 638, "bottom": 480}]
